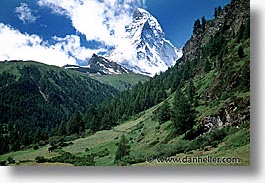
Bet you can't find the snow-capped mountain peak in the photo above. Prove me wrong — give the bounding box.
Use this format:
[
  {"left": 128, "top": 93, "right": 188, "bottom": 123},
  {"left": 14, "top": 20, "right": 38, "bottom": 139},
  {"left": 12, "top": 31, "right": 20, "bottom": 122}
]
[{"left": 105, "top": 8, "right": 182, "bottom": 77}]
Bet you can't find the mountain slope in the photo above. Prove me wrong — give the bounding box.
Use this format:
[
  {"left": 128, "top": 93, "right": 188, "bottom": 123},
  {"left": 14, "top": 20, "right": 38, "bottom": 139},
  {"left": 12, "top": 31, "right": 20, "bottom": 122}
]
[
  {"left": 0, "top": 61, "right": 118, "bottom": 154},
  {"left": 91, "top": 73, "right": 150, "bottom": 91},
  {"left": 105, "top": 8, "right": 182, "bottom": 76}
]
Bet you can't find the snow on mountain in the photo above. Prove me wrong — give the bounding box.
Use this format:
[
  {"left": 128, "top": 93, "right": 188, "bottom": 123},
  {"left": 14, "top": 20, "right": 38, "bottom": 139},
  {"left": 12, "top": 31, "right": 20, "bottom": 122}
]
[
  {"left": 105, "top": 8, "right": 183, "bottom": 77},
  {"left": 64, "top": 54, "right": 130, "bottom": 75}
]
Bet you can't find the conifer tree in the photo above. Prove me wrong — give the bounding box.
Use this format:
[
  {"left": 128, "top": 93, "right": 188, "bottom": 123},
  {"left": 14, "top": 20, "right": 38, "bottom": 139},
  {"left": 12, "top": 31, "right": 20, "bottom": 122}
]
[
  {"left": 201, "top": 16, "right": 206, "bottom": 31},
  {"left": 214, "top": 8, "right": 218, "bottom": 18},
  {"left": 204, "top": 58, "right": 211, "bottom": 73},
  {"left": 193, "top": 19, "right": 201, "bottom": 35},
  {"left": 66, "top": 111, "right": 85, "bottom": 135},
  {"left": 238, "top": 46, "right": 244, "bottom": 58},
  {"left": 57, "top": 121, "right": 66, "bottom": 136},
  {"left": 171, "top": 89, "right": 196, "bottom": 135},
  {"left": 158, "top": 100, "right": 171, "bottom": 123},
  {"left": 114, "top": 134, "right": 130, "bottom": 165},
  {"left": 187, "top": 80, "right": 197, "bottom": 107}
]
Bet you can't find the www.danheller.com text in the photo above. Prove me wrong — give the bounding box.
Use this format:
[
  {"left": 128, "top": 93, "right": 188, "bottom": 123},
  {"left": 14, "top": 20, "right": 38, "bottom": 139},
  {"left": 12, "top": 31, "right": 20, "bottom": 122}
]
[{"left": 146, "top": 156, "right": 241, "bottom": 164}]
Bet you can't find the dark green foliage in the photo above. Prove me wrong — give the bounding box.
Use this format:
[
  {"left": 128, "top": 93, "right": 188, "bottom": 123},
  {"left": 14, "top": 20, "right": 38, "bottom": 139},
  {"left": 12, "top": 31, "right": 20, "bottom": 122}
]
[
  {"left": 35, "top": 156, "right": 46, "bottom": 163},
  {"left": 238, "top": 46, "right": 244, "bottom": 58},
  {"left": 201, "top": 16, "right": 206, "bottom": 31},
  {"left": 114, "top": 134, "right": 130, "bottom": 165},
  {"left": 174, "top": 139, "right": 189, "bottom": 154},
  {"left": 33, "top": 144, "right": 39, "bottom": 150},
  {"left": 85, "top": 72, "right": 172, "bottom": 131},
  {"left": 73, "top": 154, "right": 96, "bottom": 166},
  {"left": 214, "top": 6, "right": 222, "bottom": 18},
  {"left": 7, "top": 156, "right": 15, "bottom": 164},
  {"left": 243, "top": 18, "right": 250, "bottom": 39},
  {"left": 155, "top": 143, "right": 178, "bottom": 157},
  {"left": 154, "top": 139, "right": 190, "bottom": 158},
  {"left": 203, "top": 31, "right": 226, "bottom": 58},
  {"left": 49, "top": 151, "right": 95, "bottom": 166},
  {"left": 66, "top": 111, "right": 85, "bottom": 135},
  {"left": 187, "top": 80, "right": 197, "bottom": 107},
  {"left": 193, "top": 19, "right": 201, "bottom": 35},
  {"left": 237, "top": 24, "right": 244, "bottom": 42},
  {"left": 97, "top": 148, "right": 110, "bottom": 158},
  {"left": 0, "top": 160, "right": 7, "bottom": 166},
  {"left": 214, "top": 8, "right": 218, "bottom": 18},
  {"left": 220, "top": 92, "right": 229, "bottom": 100},
  {"left": 171, "top": 89, "right": 196, "bottom": 135},
  {"left": 157, "top": 100, "right": 171, "bottom": 123},
  {"left": 217, "top": 6, "right": 222, "bottom": 15},
  {"left": 239, "top": 59, "right": 250, "bottom": 92},
  {"left": 155, "top": 87, "right": 167, "bottom": 104},
  {"left": 223, "top": 129, "right": 250, "bottom": 149},
  {"left": 57, "top": 121, "right": 67, "bottom": 136},
  {"left": 203, "top": 59, "right": 211, "bottom": 73},
  {"left": 184, "top": 126, "right": 243, "bottom": 152},
  {"left": 0, "top": 135, "right": 9, "bottom": 155},
  {"left": 237, "top": 19, "right": 250, "bottom": 43}
]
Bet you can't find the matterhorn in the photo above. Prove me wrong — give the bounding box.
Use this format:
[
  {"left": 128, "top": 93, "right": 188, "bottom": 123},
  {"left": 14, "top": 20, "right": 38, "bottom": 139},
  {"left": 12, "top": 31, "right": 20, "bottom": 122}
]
[{"left": 105, "top": 8, "right": 182, "bottom": 77}]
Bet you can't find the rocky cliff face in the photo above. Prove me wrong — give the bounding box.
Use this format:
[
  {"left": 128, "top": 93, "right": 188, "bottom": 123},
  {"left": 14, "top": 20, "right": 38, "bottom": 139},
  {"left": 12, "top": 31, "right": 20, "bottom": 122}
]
[
  {"left": 182, "top": 0, "right": 250, "bottom": 62},
  {"left": 201, "top": 97, "right": 250, "bottom": 132},
  {"left": 178, "top": 0, "right": 250, "bottom": 134}
]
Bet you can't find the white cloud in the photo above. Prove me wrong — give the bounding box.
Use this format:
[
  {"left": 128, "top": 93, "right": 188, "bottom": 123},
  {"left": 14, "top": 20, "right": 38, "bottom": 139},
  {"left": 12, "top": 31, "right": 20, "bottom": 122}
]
[
  {"left": 37, "top": 0, "right": 146, "bottom": 46},
  {"left": 15, "top": 3, "right": 37, "bottom": 24},
  {"left": 0, "top": 0, "right": 147, "bottom": 67},
  {"left": 52, "top": 35, "right": 107, "bottom": 64},
  {"left": 0, "top": 23, "right": 103, "bottom": 66}
]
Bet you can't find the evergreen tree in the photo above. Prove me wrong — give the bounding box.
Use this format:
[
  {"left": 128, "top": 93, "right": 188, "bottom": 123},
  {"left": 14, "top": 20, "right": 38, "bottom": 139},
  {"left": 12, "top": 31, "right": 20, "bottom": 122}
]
[
  {"left": 217, "top": 6, "right": 222, "bottom": 15},
  {"left": 171, "top": 89, "right": 196, "bottom": 136},
  {"left": 114, "top": 134, "right": 130, "bottom": 165},
  {"left": 214, "top": 8, "right": 218, "bottom": 18},
  {"left": 158, "top": 100, "right": 171, "bottom": 123},
  {"left": 237, "top": 24, "right": 245, "bottom": 43},
  {"left": 57, "top": 121, "right": 66, "bottom": 136},
  {"left": 204, "top": 58, "right": 211, "bottom": 73},
  {"left": 201, "top": 16, "right": 206, "bottom": 31},
  {"left": 155, "top": 87, "right": 167, "bottom": 104},
  {"left": 182, "top": 61, "right": 191, "bottom": 80},
  {"left": 238, "top": 46, "right": 244, "bottom": 58},
  {"left": 0, "top": 136, "right": 9, "bottom": 155},
  {"left": 214, "top": 6, "right": 222, "bottom": 18},
  {"left": 243, "top": 18, "right": 250, "bottom": 39},
  {"left": 187, "top": 80, "right": 197, "bottom": 107},
  {"left": 66, "top": 111, "right": 85, "bottom": 135},
  {"left": 239, "top": 60, "right": 250, "bottom": 92},
  {"left": 193, "top": 19, "right": 201, "bottom": 35}
]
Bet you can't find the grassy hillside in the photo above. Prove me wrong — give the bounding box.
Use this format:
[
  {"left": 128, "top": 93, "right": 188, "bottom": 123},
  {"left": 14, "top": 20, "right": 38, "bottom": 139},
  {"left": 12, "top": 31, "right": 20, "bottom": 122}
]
[
  {"left": 91, "top": 73, "right": 150, "bottom": 91},
  {"left": 0, "top": 95, "right": 249, "bottom": 166}
]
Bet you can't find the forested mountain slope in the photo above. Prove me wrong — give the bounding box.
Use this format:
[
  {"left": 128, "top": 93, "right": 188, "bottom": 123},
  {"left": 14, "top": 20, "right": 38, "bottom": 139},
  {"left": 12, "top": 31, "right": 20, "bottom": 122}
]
[{"left": 0, "top": 61, "right": 118, "bottom": 154}]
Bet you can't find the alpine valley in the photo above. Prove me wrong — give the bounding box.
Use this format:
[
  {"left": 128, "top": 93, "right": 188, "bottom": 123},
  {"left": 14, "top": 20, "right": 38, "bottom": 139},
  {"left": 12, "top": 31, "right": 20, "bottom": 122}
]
[{"left": 0, "top": 0, "right": 250, "bottom": 166}]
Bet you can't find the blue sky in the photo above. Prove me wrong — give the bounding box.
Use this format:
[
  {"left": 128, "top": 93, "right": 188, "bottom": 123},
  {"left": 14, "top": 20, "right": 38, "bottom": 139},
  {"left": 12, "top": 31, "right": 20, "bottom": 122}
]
[{"left": 0, "top": 0, "right": 231, "bottom": 66}]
